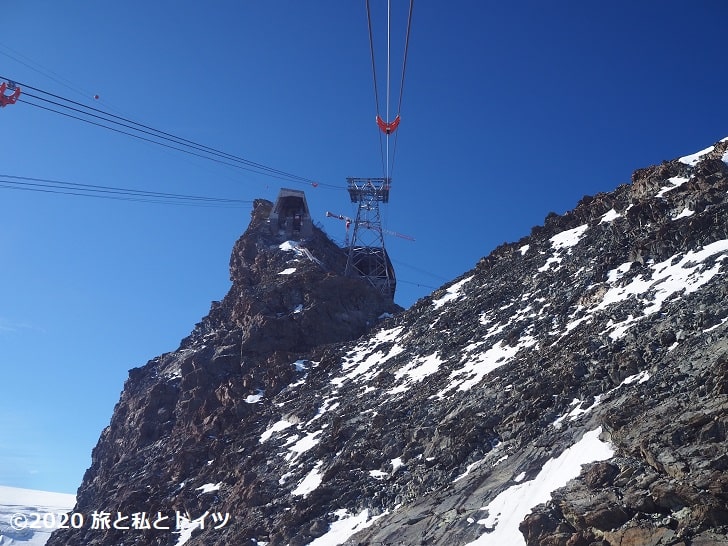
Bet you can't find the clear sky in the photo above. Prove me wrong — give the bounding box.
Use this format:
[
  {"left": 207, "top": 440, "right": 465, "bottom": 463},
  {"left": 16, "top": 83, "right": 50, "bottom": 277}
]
[{"left": 1, "top": 1, "right": 727, "bottom": 495}]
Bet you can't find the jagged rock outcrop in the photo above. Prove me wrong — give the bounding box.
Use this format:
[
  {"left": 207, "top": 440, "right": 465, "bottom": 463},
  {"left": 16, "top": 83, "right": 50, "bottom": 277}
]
[
  {"left": 47, "top": 198, "right": 399, "bottom": 546},
  {"left": 50, "top": 139, "right": 728, "bottom": 546}
]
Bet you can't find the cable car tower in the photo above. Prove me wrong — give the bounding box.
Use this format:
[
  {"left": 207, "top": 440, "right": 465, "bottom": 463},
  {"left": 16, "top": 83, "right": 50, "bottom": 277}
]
[
  {"left": 324, "top": 0, "right": 414, "bottom": 301},
  {"left": 344, "top": 177, "right": 396, "bottom": 300}
]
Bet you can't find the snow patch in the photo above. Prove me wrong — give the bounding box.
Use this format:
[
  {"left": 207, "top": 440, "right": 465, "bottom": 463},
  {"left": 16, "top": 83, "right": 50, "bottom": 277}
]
[
  {"left": 553, "top": 372, "right": 651, "bottom": 428},
  {"left": 334, "top": 328, "right": 405, "bottom": 386},
  {"left": 593, "top": 239, "right": 728, "bottom": 337},
  {"left": 466, "top": 428, "right": 613, "bottom": 546},
  {"left": 306, "top": 398, "right": 340, "bottom": 426},
  {"left": 703, "top": 316, "right": 728, "bottom": 333},
  {"left": 672, "top": 207, "right": 695, "bottom": 219},
  {"left": 389, "top": 353, "right": 443, "bottom": 394},
  {"left": 307, "top": 509, "right": 384, "bottom": 546},
  {"left": 245, "top": 391, "right": 264, "bottom": 404},
  {"left": 196, "top": 482, "right": 222, "bottom": 494},
  {"left": 441, "top": 336, "right": 537, "bottom": 395},
  {"left": 292, "top": 461, "right": 323, "bottom": 497},
  {"left": 453, "top": 459, "right": 485, "bottom": 483},
  {"left": 537, "top": 255, "right": 562, "bottom": 272},
  {"left": 390, "top": 457, "right": 404, "bottom": 473},
  {"left": 656, "top": 176, "right": 690, "bottom": 197},
  {"left": 285, "top": 430, "right": 322, "bottom": 461},
  {"left": 599, "top": 209, "right": 621, "bottom": 223},
  {"left": 549, "top": 224, "right": 589, "bottom": 251},
  {"left": 679, "top": 145, "right": 714, "bottom": 166},
  {"left": 622, "top": 370, "right": 650, "bottom": 385},
  {"left": 259, "top": 420, "right": 294, "bottom": 443},
  {"left": 433, "top": 276, "right": 474, "bottom": 309},
  {"left": 279, "top": 240, "right": 301, "bottom": 252},
  {"left": 279, "top": 267, "right": 297, "bottom": 275}
]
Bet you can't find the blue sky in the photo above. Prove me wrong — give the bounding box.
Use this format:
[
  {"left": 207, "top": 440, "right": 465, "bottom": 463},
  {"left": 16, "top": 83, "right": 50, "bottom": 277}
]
[{"left": 1, "top": 1, "right": 727, "bottom": 495}]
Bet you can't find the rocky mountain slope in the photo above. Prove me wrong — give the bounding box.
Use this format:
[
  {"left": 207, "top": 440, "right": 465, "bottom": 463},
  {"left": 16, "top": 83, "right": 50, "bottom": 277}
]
[{"left": 49, "top": 139, "right": 728, "bottom": 546}]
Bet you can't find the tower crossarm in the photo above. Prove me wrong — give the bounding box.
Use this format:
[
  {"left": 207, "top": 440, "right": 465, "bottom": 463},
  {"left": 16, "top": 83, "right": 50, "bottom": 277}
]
[{"left": 346, "top": 177, "right": 391, "bottom": 203}]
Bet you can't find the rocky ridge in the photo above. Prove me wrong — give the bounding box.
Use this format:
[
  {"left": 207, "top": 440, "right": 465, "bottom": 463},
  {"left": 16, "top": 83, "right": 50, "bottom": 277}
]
[{"left": 49, "top": 139, "right": 728, "bottom": 546}]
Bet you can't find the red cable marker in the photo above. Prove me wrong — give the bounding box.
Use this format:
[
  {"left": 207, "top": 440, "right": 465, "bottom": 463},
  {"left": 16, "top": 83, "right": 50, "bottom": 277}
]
[{"left": 0, "top": 82, "right": 21, "bottom": 107}]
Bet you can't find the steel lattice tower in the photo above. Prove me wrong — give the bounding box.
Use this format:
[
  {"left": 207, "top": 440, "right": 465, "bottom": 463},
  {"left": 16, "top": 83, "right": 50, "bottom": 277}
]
[{"left": 345, "top": 177, "right": 396, "bottom": 300}]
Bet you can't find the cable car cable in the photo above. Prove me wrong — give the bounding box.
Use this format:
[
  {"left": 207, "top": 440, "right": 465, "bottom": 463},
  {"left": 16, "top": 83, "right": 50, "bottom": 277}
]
[
  {"left": 17, "top": 96, "right": 340, "bottom": 189},
  {"left": 0, "top": 174, "right": 250, "bottom": 203},
  {"left": 3, "top": 75, "right": 343, "bottom": 189},
  {"left": 20, "top": 90, "right": 314, "bottom": 184},
  {"left": 0, "top": 182, "right": 248, "bottom": 207},
  {"left": 365, "top": 0, "right": 414, "bottom": 180},
  {"left": 20, "top": 85, "right": 311, "bottom": 183},
  {"left": 0, "top": 175, "right": 251, "bottom": 207}
]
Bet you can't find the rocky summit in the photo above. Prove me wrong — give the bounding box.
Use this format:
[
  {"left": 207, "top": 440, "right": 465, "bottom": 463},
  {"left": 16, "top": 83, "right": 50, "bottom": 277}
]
[{"left": 49, "top": 139, "right": 728, "bottom": 546}]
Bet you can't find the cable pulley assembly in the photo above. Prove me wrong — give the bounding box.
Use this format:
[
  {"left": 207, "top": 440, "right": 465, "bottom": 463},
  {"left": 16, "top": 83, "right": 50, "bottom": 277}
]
[{"left": 0, "top": 81, "right": 20, "bottom": 107}]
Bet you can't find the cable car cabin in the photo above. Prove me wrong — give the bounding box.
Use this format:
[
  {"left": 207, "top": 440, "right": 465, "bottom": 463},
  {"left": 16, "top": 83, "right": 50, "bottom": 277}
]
[
  {"left": 269, "top": 188, "right": 313, "bottom": 239},
  {"left": 346, "top": 246, "right": 396, "bottom": 300}
]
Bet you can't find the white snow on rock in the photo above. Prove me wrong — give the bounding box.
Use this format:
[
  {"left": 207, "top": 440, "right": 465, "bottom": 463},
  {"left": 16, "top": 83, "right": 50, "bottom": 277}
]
[
  {"left": 306, "top": 397, "right": 340, "bottom": 426},
  {"left": 552, "top": 371, "right": 651, "bottom": 429},
  {"left": 453, "top": 459, "right": 485, "bottom": 483},
  {"left": 672, "top": 207, "right": 695, "bottom": 219},
  {"left": 536, "top": 225, "right": 589, "bottom": 275},
  {"left": 551, "top": 395, "right": 606, "bottom": 428},
  {"left": 333, "top": 327, "right": 405, "bottom": 386},
  {"left": 549, "top": 224, "right": 589, "bottom": 251},
  {"left": 555, "top": 238, "right": 728, "bottom": 341},
  {"left": 307, "top": 509, "right": 384, "bottom": 546},
  {"left": 622, "top": 370, "right": 651, "bottom": 385},
  {"left": 465, "top": 428, "right": 613, "bottom": 546},
  {"left": 679, "top": 145, "right": 714, "bottom": 166},
  {"left": 599, "top": 209, "right": 621, "bottom": 223},
  {"left": 388, "top": 353, "right": 443, "bottom": 394},
  {"left": 285, "top": 430, "right": 322, "bottom": 462},
  {"left": 704, "top": 316, "right": 728, "bottom": 333},
  {"left": 196, "top": 482, "right": 222, "bottom": 494},
  {"left": 440, "top": 336, "right": 537, "bottom": 395},
  {"left": 390, "top": 457, "right": 404, "bottom": 473},
  {"left": 432, "top": 276, "right": 474, "bottom": 309},
  {"left": 656, "top": 176, "right": 690, "bottom": 198},
  {"left": 292, "top": 462, "right": 323, "bottom": 497},
  {"left": 259, "top": 419, "right": 294, "bottom": 443},
  {"left": 279, "top": 240, "right": 301, "bottom": 252},
  {"left": 598, "top": 239, "right": 728, "bottom": 317},
  {"left": 245, "top": 391, "right": 264, "bottom": 404},
  {"left": 537, "top": 255, "right": 562, "bottom": 273},
  {"left": 279, "top": 267, "right": 297, "bottom": 275}
]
